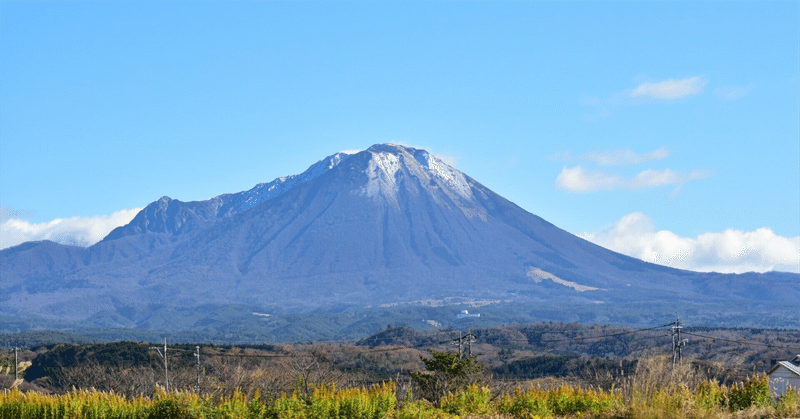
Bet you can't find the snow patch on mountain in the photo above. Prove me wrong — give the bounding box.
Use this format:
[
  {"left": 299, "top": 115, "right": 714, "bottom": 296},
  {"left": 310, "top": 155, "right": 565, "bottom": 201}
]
[
  {"left": 358, "top": 144, "right": 484, "bottom": 219},
  {"left": 338, "top": 149, "right": 362, "bottom": 155},
  {"left": 527, "top": 267, "right": 603, "bottom": 292},
  {"left": 223, "top": 151, "right": 353, "bottom": 213},
  {"left": 415, "top": 151, "right": 473, "bottom": 200},
  {"left": 363, "top": 150, "right": 402, "bottom": 207},
  {"left": 407, "top": 147, "right": 485, "bottom": 220}
]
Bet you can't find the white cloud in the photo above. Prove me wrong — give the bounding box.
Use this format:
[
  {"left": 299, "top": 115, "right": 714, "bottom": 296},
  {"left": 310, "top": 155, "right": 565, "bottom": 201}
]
[
  {"left": 556, "top": 166, "right": 710, "bottom": 192},
  {"left": 629, "top": 168, "right": 683, "bottom": 188},
  {"left": 630, "top": 76, "right": 707, "bottom": 100},
  {"left": 0, "top": 208, "right": 141, "bottom": 250},
  {"left": 581, "top": 148, "right": 671, "bottom": 166},
  {"left": 578, "top": 212, "right": 800, "bottom": 274},
  {"left": 555, "top": 166, "right": 625, "bottom": 192},
  {"left": 550, "top": 148, "right": 671, "bottom": 166}
]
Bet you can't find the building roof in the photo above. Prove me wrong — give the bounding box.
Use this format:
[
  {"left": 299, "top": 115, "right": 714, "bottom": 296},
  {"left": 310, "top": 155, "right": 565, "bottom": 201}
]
[{"left": 768, "top": 356, "right": 800, "bottom": 377}]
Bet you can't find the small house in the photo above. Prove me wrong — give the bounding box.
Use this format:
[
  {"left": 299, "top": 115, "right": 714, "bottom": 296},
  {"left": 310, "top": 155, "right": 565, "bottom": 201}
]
[
  {"left": 456, "top": 310, "right": 480, "bottom": 319},
  {"left": 768, "top": 355, "right": 800, "bottom": 398}
]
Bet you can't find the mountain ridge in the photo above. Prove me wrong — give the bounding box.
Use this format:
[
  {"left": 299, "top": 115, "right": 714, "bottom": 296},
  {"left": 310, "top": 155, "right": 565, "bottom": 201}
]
[
  {"left": 2, "top": 143, "right": 797, "bottom": 337},
  {"left": 102, "top": 151, "right": 355, "bottom": 242}
]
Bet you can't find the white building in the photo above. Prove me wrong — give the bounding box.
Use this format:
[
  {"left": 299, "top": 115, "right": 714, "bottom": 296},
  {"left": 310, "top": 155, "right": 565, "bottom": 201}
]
[
  {"left": 768, "top": 355, "right": 800, "bottom": 398},
  {"left": 457, "top": 310, "right": 480, "bottom": 319}
]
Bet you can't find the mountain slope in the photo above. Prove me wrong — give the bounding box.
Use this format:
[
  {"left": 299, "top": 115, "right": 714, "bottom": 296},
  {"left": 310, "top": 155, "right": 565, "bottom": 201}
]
[
  {"left": 1, "top": 144, "right": 797, "bottom": 334},
  {"left": 102, "top": 151, "right": 353, "bottom": 241}
]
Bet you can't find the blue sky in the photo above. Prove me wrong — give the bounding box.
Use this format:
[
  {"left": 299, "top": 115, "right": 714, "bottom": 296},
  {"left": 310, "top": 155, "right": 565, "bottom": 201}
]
[{"left": 1, "top": 1, "right": 798, "bottom": 273}]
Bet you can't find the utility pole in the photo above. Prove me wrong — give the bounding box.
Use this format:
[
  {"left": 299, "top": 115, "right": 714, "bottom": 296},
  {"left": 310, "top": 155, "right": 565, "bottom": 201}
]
[
  {"left": 672, "top": 317, "right": 687, "bottom": 368},
  {"left": 195, "top": 346, "right": 201, "bottom": 394},
  {"left": 452, "top": 330, "right": 477, "bottom": 359},
  {"left": 14, "top": 347, "right": 18, "bottom": 381},
  {"left": 465, "top": 328, "right": 477, "bottom": 358},
  {"left": 150, "top": 338, "right": 169, "bottom": 391},
  {"left": 452, "top": 332, "right": 464, "bottom": 359}
]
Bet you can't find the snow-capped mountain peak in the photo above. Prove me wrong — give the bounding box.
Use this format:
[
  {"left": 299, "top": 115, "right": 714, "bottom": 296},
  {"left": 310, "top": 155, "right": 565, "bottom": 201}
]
[
  {"left": 361, "top": 144, "right": 474, "bottom": 203},
  {"left": 5, "top": 143, "right": 799, "bottom": 335}
]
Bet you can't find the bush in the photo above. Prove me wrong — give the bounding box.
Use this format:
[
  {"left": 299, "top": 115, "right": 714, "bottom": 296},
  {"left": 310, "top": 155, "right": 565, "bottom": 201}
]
[
  {"left": 149, "top": 399, "right": 182, "bottom": 419},
  {"left": 776, "top": 388, "right": 800, "bottom": 416},
  {"left": 546, "top": 385, "right": 616, "bottom": 415},
  {"left": 440, "top": 384, "right": 491, "bottom": 416},
  {"left": 728, "top": 374, "right": 771, "bottom": 411},
  {"left": 695, "top": 380, "right": 726, "bottom": 411},
  {"left": 494, "top": 387, "right": 551, "bottom": 418},
  {"left": 396, "top": 399, "right": 450, "bottom": 419}
]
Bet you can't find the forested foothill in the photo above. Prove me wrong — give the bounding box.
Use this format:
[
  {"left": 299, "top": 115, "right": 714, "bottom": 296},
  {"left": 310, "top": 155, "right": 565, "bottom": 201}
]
[{"left": 2, "top": 322, "right": 797, "bottom": 396}]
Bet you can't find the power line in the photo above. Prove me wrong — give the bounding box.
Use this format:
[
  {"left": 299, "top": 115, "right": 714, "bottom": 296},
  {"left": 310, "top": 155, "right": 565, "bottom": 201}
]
[
  {"left": 161, "top": 322, "right": 678, "bottom": 360},
  {"left": 193, "top": 337, "right": 460, "bottom": 359},
  {"left": 102, "top": 320, "right": 795, "bottom": 369},
  {"left": 681, "top": 331, "right": 799, "bottom": 350},
  {"left": 487, "top": 322, "right": 675, "bottom": 344},
  {"left": 153, "top": 321, "right": 794, "bottom": 358},
  {"left": 165, "top": 323, "right": 676, "bottom": 363},
  {"left": 541, "top": 323, "right": 675, "bottom": 343}
]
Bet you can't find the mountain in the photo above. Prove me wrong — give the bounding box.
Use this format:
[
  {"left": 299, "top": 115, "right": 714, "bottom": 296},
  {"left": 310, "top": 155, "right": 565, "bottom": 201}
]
[{"left": 2, "top": 144, "right": 797, "bottom": 339}]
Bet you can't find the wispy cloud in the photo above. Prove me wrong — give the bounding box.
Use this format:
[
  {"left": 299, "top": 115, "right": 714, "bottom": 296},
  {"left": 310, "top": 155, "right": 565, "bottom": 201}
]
[
  {"left": 0, "top": 208, "right": 141, "bottom": 249},
  {"left": 630, "top": 76, "right": 707, "bottom": 100},
  {"left": 581, "top": 76, "right": 707, "bottom": 119},
  {"left": 714, "top": 84, "right": 753, "bottom": 100},
  {"left": 550, "top": 148, "right": 671, "bottom": 165},
  {"left": 556, "top": 166, "right": 710, "bottom": 192},
  {"left": 555, "top": 166, "right": 625, "bottom": 192},
  {"left": 629, "top": 168, "right": 684, "bottom": 188},
  {"left": 578, "top": 148, "right": 671, "bottom": 166},
  {"left": 577, "top": 212, "right": 800, "bottom": 274}
]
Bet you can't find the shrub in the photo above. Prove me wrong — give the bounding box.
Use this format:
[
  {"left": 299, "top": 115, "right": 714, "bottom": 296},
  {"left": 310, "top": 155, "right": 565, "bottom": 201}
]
[
  {"left": 396, "top": 399, "right": 450, "bottom": 419},
  {"left": 269, "top": 393, "right": 307, "bottom": 419},
  {"left": 494, "top": 387, "right": 551, "bottom": 418},
  {"left": 728, "top": 374, "right": 771, "bottom": 411},
  {"left": 546, "top": 385, "right": 616, "bottom": 415},
  {"left": 149, "top": 399, "right": 182, "bottom": 419},
  {"left": 776, "top": 387, "right": 800, "bottom": 416},
  {"left": 440, "top": 384, "right": 491, "bottom": 416},
  {"left": 695, "top": 380, "right": 726, "bottom": 411}
]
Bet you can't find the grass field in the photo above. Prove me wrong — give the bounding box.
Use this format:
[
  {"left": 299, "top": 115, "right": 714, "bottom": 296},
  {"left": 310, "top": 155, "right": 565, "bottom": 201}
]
[{"left": 2, "top": 363, "right": 798, "bottom": 419}]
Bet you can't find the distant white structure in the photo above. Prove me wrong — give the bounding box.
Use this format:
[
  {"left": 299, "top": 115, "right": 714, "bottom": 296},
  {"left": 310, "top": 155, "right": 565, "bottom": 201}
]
[
  {"left": 768, "top": 355, "right": 800, "bottom": 398},
  {"left": 457, "top": 310, "right": 480, "bottom": 319}
]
